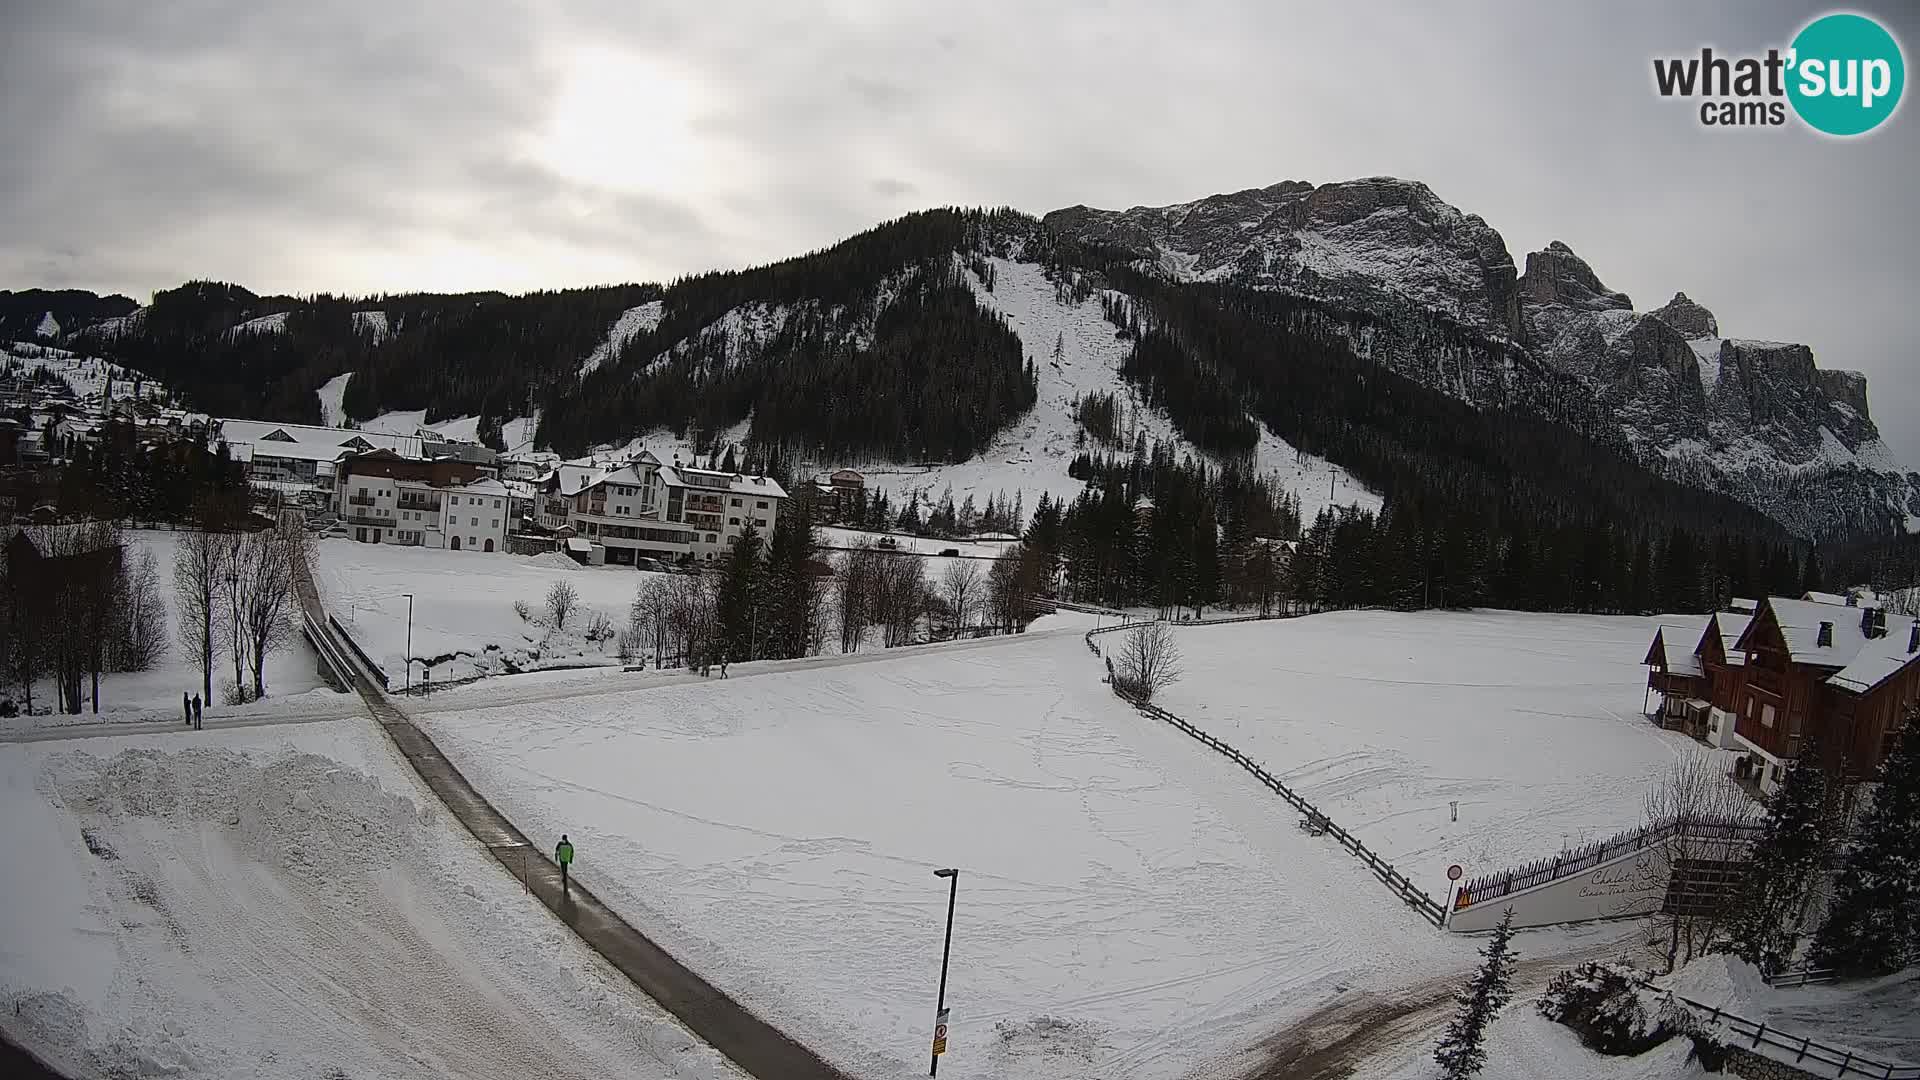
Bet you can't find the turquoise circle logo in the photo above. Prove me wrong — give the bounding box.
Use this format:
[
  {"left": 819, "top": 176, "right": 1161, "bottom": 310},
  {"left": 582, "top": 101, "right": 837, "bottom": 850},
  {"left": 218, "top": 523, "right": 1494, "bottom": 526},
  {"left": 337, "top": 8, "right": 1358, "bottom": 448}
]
[{"left": 1788, "top": 13, "right": 1905, "bottom": 136}]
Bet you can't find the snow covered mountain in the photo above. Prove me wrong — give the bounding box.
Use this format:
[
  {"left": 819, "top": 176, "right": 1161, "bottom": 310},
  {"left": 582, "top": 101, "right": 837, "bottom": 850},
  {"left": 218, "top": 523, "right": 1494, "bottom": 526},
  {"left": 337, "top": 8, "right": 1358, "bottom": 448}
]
[{"left": 1045, "top": 178, "right": 1917, "bottom": 538}]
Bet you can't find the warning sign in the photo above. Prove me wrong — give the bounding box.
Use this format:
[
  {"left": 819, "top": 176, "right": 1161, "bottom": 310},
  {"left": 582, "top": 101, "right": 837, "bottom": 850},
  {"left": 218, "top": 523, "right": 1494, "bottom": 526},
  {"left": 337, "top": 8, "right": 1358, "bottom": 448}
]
[{"left": 931, "top": 1007, "right": 950, "bottom": 1056}]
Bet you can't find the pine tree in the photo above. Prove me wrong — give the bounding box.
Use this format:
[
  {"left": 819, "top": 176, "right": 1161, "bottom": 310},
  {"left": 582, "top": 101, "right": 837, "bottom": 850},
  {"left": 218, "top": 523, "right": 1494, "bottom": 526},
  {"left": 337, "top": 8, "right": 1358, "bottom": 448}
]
[
  {"left": 715, "top": 525, "right": 764, "bottom": 663},
  {"left": 1811, "top": 715, "right": 1920, "bottom": 975},
  {"left": 1434, "top": 909, "right": 1517, "bottom": 1079},
  {"left": 1725, "top": 734, "right": 1836, "bottom": 974}
]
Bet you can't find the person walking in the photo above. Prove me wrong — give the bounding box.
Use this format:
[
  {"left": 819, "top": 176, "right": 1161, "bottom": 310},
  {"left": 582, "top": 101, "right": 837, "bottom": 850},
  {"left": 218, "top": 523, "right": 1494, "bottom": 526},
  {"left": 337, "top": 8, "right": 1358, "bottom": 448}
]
[
  {"left": 191, "top": 693, "right": 203, "bottom": 730},
  {"left": 183, "top": 692, "right": 192, "bottom": 727},
  {"left": 555, "top": 834, "right": 575, "bottom": 897}
]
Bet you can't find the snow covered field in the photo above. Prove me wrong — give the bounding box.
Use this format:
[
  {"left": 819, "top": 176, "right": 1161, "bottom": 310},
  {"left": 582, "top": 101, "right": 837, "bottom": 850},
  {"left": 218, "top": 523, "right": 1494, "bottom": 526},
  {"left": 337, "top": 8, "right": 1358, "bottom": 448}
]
[
  {"left": 412, "top": 618, "right": 1507, "bottom": 1080},
  {"left": 311, "top": 539, "right": 665, "bottom": 683},
  {"left": 3, "top": 530, "right": 333, "bottom": 736},
  {"left": 0, "top": 718, "right": 738, "bottom": 1080},
  {"left": 1154, "top": 610, "right": 1723, "bottom": 898}
]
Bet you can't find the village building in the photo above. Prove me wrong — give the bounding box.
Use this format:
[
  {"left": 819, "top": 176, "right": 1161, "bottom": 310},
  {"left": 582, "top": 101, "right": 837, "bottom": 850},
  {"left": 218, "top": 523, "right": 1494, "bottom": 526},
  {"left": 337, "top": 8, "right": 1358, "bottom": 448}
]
[
  {"left": 533, "top": 452, "right": 786, "bottom": 565},
  {"left": 1645, "top": 591, "right": 1920, "bottom": 796},
  {"left": 333, "top": 449, "right": 509, "bottom": 552}
]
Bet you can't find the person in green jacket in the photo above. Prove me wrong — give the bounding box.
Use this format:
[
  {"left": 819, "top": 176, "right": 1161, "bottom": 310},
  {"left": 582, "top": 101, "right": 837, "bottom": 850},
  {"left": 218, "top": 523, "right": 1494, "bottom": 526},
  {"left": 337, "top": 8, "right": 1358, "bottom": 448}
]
[{"left": 555, "top": 834, "right": 574, "bottom": 896}]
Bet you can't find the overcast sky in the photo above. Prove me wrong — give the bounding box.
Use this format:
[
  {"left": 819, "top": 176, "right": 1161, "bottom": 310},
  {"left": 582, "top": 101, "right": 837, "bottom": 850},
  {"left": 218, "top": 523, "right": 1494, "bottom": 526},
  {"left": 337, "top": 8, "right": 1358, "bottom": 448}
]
[{"left": 4, "top": 1, "right": 1916, "bottom": 461}]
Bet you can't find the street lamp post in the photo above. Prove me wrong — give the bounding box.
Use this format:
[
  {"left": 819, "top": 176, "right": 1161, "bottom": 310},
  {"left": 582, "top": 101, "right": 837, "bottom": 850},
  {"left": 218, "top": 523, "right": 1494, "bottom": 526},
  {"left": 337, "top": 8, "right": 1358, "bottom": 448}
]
[
  {"left": 402, "top": 593, "right": 414, "bottom": 690},
  {"left": 930, "top": 868, "right": 958, "bottom": 1076}
]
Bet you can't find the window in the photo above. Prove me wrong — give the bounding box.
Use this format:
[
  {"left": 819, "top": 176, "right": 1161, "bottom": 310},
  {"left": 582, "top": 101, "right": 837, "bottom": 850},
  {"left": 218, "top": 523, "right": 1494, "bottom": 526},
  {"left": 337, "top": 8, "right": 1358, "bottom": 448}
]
[
  {"left": 450, "top": 496, "right": 459, "bottom": 505},
  {"left": 490, "top": 519, "right": 498, "bottom": 528},
  {"left": 468, "top": 537, "right": 476, "bottom": 547},
  {"left": 731, "top": 498, "right": 741, "bottom": 507},
  {"left": 470, "top": 516, "right": 479, "bottom": 526},
  {"left": 755, "top": 518, "right": 767, "bottom": 529},
  {"left": 357, "top": 487, "right": 367, "bottom": 496},
  {"left": 757, "top": 500, "right": 767, "bottom": 509},
  {"left": 493, "top": 499, "right": 501, "bottom": 509},
  {"left": 706, "top": 533, "right": 717, "bottom": 543},
  {"left": 729, "top": 517, "right": 740, "bottom": 526},
  {"left": 1761, "top": 704, "right": 1777, "bottom": 729}
]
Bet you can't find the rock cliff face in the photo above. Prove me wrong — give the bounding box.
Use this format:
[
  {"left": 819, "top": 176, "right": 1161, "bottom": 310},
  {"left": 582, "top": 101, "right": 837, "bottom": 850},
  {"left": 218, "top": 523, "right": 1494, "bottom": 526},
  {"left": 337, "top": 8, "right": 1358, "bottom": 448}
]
[{"left": 1045, "top": 179, "right": 1918, "bottom": 538}]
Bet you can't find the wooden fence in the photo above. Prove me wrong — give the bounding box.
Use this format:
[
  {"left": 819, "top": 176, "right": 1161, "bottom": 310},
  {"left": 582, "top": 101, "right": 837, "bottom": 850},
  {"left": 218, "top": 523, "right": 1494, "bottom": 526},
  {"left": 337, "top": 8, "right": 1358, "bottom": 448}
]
[
  {"left": 1459, "top": 816, "right": 1763, "bottom": 908},
  {"left": 1085, "top": 621, "right": 1447, "bottom": 927},
  {"left": 1645, "top": 984, "right": 1919, "bottom": 1079}
]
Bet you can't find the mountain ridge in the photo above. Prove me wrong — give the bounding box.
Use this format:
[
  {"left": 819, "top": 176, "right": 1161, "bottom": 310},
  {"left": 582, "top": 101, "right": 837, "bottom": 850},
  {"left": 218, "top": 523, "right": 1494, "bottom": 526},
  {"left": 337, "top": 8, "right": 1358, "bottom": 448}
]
[{"left": 7, "top": 180, "right": 1908, "bottom": 540}]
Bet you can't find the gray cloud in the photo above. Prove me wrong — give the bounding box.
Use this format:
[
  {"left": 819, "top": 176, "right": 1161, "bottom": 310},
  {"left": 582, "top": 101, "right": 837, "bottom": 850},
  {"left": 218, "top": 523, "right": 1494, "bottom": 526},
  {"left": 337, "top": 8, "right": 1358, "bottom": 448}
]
[{"left": 3, "top": 0, "right": 1917, "bottom": 464}]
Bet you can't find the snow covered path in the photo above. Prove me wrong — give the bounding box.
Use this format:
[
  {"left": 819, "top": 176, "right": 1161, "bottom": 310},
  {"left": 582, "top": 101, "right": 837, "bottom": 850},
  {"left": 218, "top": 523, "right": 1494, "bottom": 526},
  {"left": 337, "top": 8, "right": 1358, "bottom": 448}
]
[
  {"left": 415, "top": 622, "right": 1489, "bottom": 1080},
  {"left": 0, "top": 720, "right": 740, "bottom": 1080}
]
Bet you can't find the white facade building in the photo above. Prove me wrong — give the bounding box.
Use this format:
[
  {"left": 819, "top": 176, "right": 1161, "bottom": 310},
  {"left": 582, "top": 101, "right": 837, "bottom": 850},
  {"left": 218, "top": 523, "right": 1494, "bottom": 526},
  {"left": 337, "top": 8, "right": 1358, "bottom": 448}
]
[
  {"left": 536, "top": 452, "right": 787, "bottom": 565},
  {"left": 335, "top": 451, "right": 510, "bottom": 552}
]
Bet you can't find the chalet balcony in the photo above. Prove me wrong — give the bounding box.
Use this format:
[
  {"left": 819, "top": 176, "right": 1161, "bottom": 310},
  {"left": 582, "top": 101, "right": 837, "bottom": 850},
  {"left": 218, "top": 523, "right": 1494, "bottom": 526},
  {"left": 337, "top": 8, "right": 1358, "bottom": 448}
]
[
  {"left": 396, "top": 497, "right": 441, "bottom": 512},
  {"left": 347, "top": 494, "right": 378, "bottom": 507},
  {"left": 1748, "top": 668, "right": 1785, "bottom": 696},
  {"left": 344, "top": 511, "right": 391, "bottom": 527}
]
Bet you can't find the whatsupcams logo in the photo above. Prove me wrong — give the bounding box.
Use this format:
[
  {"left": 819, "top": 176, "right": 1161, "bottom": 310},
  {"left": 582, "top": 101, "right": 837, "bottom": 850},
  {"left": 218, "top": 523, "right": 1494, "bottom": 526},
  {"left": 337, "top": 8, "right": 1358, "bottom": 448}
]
[{"left": 1652, "top": 12, "right": 1905, "bottom": 135}]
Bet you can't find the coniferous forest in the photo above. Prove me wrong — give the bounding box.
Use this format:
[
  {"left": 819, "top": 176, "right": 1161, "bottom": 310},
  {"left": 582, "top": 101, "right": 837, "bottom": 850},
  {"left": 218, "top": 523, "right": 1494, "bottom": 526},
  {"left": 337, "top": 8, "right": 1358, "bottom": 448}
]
[{"left": 34, "top": 206, "right": 1854, "bottom": 616}]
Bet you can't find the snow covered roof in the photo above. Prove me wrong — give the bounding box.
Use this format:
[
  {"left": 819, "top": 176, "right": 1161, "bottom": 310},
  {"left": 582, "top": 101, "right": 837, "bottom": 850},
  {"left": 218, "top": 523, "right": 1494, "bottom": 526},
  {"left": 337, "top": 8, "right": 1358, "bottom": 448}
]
[
  {"left": 659, "top": 465, "right": 788, "bottom": 499},
  {"left": 217, "top": 418, "right": 424, "bottom": 460},
  {"left": 1728, "top": 597, "right": 1758, "bottom": 613},
  {"left": 565, "top": 537, "right": 593, "bottom": 553},
  {"left": 1754, "top": 598, "right": 1905, "bottom": 667},
  {"left": 1650, "top": 624, "right": 1704, "bottom": 676},
  {"left": 1826, "top": 629, "right": 1920, "bottom": 695},
  {"left": 543, "top": 463, "right": 605, "bottom": 496},
  {"left": 1802, "top": 591, "right": 1850, "bottom": 607},
  {"left": 452, "top": 478, "right": 508, "bottom": 497},
  {"left": 1709, "top": 613, "right": 1753, "bottom": 667}
]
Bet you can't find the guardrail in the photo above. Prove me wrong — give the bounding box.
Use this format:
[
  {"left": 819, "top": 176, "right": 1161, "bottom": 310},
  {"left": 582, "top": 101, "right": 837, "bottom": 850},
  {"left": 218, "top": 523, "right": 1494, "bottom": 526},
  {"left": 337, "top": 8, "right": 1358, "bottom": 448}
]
[
  {"left": 1761, "top": 966, "right": 1840, "bottom": 990},
  {"left": 1646, "top": 984, "right": 1919, "bottom": 1079},
  {"left": 1459, "top": 815, "right": 1763, "bottom": 909},
  {"left": 1086, "top": 619, "right": 1447, "bottom": 927},
  {"left": 327, "top": 614, "right": 390, "bottom": 691}
]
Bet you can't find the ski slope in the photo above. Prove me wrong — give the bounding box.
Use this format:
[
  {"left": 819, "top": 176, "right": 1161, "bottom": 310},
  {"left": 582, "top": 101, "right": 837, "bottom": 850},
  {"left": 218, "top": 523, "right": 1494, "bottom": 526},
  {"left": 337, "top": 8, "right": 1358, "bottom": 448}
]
[
  {"left": 880, "top": 256, "right": 1379, "bottom": 522},
  {"left": 0, "top": 718, "right": 738, "bottom": 1080},
  {"left": 1154, "top": 610, "right": 1726, "bottom": 897},
  {"left": 415, "top": 621, "right": 1470, "bottom": 1080}
]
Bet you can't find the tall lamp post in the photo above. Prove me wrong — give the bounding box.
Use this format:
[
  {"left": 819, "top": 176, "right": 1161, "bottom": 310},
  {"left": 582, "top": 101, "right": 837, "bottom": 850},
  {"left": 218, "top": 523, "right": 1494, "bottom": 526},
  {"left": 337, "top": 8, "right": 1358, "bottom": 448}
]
[
  {"left": 930, "top": 868, "right": 958, "bottom": 1076},
  {"left": 402, "top": 592, "right": 414, "bottom": 690}
]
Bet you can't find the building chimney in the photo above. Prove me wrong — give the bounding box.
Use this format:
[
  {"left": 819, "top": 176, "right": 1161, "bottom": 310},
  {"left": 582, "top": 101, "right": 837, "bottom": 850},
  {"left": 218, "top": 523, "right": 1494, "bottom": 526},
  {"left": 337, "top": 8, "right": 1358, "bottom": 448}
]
[
  {"left": 1909, "top": 622, "right": 1919, "bottom": 655},
  {"left": 1817, "top": 621, "right": 1834, "bottom": 647},
  {"left": 1846, "top": 592, "right": 1858, "bottom": 607},
  {"left": 1862, "top": 607, "right": 1878, "bottom": 638}
]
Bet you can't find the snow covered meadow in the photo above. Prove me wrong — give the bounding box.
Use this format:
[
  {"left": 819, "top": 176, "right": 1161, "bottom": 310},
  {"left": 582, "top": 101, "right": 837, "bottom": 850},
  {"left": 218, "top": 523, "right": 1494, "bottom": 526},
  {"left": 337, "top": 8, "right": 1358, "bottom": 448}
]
[
  {"left": 310, "top": 539, "right": 668, "bottom": 684},
  {"left": 412, "top": 615, "right": 1498, "bottom": 1080},
  {"left": 1153, "top": 610, "right": 1722, "bottom": 898},
  {"left": 0, "top": 718, "right": 738, "bottom": 1080}
]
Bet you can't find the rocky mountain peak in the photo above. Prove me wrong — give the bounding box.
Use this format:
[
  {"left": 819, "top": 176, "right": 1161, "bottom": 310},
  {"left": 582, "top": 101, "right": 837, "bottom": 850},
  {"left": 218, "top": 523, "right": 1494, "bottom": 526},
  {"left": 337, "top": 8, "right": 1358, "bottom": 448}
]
[
  {"left": 1042, "top": 175, "right": 1521, "bottom": 337},
  {"left": 1648, "top": 292, "right": 1719, "bottom": 339},
  {"left": 1517, "top": 241, "right": 1632, "bottom": 312}
]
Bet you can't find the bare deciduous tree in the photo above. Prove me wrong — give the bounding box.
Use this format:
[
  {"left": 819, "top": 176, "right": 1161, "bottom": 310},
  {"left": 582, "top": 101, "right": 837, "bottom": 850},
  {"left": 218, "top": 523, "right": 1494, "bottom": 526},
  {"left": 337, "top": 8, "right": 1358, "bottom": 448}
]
[
  {"left": 1116, "top": 621, "right": 1183, "bottom": 702},
  {"left": 235, "top": 523, "right": 301, "bottom": 700},
  {"left": 837, "top": 544, "right": 880, "bottom": 653},
  {"left": 546, "top": 580, "right": 580, "bottom": 629},
  {"left": 942, "top": 560, "right": 981, "bottom": 632},
  {"left": 174, "top": 527, "right": 228, "bottom": 703},
  {"left": 1643, "top": 754, "right": 1753, "bottom": 973},
  {"left": 114, "top": 547, "right": 169, "bottom": 671}
]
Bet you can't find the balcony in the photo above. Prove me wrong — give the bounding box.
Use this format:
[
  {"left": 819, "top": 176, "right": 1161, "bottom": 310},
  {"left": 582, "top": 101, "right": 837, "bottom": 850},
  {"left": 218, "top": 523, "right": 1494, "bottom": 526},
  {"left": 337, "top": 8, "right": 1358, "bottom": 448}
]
[
  {"left": 344, "top": 512, "right": 391, "bottom": 527},
  {"left": 347, "top": 494, "right": 378, "bottom": 507},
  {"left": 397, "top": 499, "right": 441, "bottom": 513}
]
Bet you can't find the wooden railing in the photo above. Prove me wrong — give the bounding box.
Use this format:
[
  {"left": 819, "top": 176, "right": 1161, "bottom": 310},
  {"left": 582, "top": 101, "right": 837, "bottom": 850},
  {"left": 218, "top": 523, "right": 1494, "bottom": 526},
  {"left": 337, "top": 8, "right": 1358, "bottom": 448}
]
[
  {"left": 1458, "top": 816, "right": 1762, "bottom": 909},
  {"left": 1645, "top": 983, "right": 1919, "bottom": 1079},
  {"left": 1083, "top": 618, "right": 1448, "bottom": 927}
]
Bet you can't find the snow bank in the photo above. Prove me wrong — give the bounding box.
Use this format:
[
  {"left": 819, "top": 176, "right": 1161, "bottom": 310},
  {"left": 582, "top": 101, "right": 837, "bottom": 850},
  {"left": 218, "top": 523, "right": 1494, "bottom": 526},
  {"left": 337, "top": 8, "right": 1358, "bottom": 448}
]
[{"left": 0, "top": 720, "right": 737, "bottom": 1079}]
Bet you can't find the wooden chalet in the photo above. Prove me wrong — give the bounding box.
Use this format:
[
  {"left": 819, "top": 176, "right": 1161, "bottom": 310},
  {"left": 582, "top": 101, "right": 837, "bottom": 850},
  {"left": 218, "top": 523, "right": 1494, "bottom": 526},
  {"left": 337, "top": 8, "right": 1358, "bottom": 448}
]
[{"left": 1646, "top": 594, "right": 1918, "bottom": 796}]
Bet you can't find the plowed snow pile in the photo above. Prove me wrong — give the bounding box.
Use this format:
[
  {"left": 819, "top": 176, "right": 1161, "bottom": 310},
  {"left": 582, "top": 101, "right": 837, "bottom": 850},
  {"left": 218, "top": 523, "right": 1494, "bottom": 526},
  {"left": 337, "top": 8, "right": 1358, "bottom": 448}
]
[{"left": 0, "top": 720, "right": 737, "bottom": 1080}]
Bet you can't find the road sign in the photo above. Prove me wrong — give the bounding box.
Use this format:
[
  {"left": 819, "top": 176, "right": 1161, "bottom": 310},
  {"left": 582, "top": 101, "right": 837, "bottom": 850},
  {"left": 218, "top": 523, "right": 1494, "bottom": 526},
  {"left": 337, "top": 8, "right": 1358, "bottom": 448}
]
[
  {"left": 931, "top": 1008, "right": 950, "bottom": 1056},
  {"left": 1447, "top": 864, "right": 1463, "bottom": 882}
]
